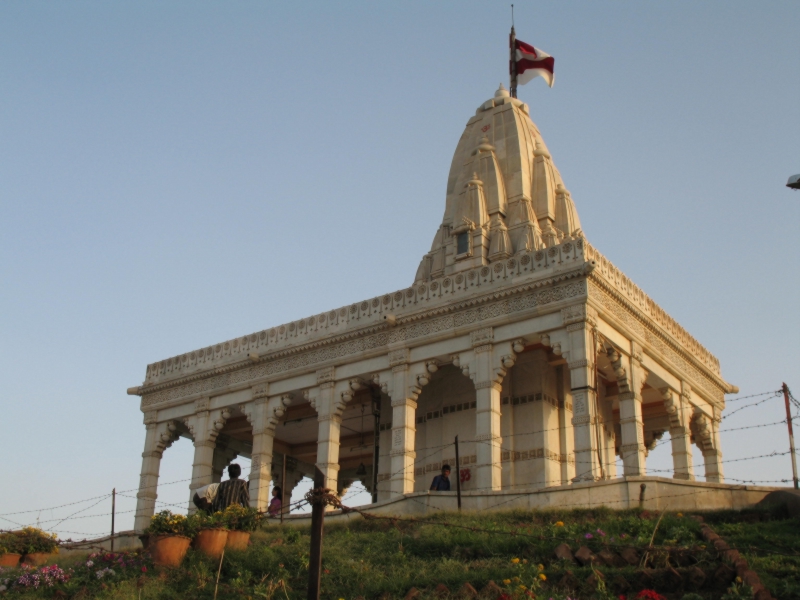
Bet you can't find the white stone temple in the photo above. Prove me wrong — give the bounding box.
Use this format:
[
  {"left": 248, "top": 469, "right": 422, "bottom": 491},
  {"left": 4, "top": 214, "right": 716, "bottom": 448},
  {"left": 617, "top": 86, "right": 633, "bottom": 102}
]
[{"left": 129, "top": 86, "right": 743, "bottom": 531}]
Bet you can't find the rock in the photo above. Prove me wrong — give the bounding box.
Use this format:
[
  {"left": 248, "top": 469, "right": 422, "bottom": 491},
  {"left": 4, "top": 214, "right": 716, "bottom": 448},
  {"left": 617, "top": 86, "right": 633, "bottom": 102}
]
[
  {"left": 619, "top": 546, "right": 640, "bottom": 566},
  {"left": 734, "top": 558, "right": 749, "bottom": 577},
  {"left": 713, "top": 538, "right": 729, "bottom": 551},
  {"left": 457, "top": 583, "right": 478, "bottom": 599},
  {"left": 479, "top": 581, "right": 503, "bottom": 600},
  {"left": 585, "top": 570, "right": 605, "bottom": 590},
  {"left": 404, "top": 588, "right": 421, "bottom": 600},
  {"left": 611, "top": 574, "right": 631, "bottom": 594},
  {"left": 434, "top": 583, "right": 450, "bottom": 598},
  {"left": 574, "top": 545, "right": 596, "bottom": 566},
  {"left": 686, "top": 566, "right": 706, "bottom": 589},
  {"left": 597, "top": 549, "right": 626, "bottom": 568},
  {"left": 722, "top": 549, "right": 740, "bottom": 564},
  {"left": 554, "top": 542, "right": 576, "bottom": 563},
  {"left": 754, "top": 589, "right": 774, "bottom": 600},
  {"left": 742, "top": 570, "right": 762, "bottom": 589},
  {"left": 713, "top": 564, "right": 736, "bottom": 587},
  {"left": 558, "top": 570, "right": 579, "bottom": 591}
]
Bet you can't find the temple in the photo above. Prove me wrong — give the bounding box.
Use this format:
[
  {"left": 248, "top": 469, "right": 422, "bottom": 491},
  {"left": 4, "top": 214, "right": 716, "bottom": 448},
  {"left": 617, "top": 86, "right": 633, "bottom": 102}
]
[{"left": 129, "top": 86, "right": 742, "bottom": 531}]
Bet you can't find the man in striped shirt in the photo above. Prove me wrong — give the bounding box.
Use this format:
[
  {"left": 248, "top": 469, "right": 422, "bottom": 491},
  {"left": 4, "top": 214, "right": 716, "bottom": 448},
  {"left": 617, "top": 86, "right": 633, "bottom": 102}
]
[{"left": 212, "top": 463, "right": 250, "bottom": 512}]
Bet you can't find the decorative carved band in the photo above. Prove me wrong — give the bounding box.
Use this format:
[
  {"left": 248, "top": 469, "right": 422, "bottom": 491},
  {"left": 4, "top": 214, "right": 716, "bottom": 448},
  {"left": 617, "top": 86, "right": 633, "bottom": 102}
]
[
  {"left": 562, "top": 304, "right": 597, "bottom": 326},
  {"left": 474, "top": 381, "right": 502, "bottom": 391},
  {"left": 316, "top": 367, "right": 335, "bottom": 384},
  {"left": 571, "top": 415, "right": 594, "bottom": 425},
  {"left": 473, "top": 344, "right": 493, "bottom": 354},
  {"left": 390, "top": 398, "right": 418, "bottom": 409},
  {"left": 141, "top": 280, "right": 586, "bottom": 407},
  {"left": 620, "top": 443, "right": 644, "bottom": 454},
  {"left": 567, "top": 359, "right": 592, "bottom": 370},
  {"left": 389, "top": 449, "right": 417, "bottom": 458},
  {"left": 392, "top": 364, "right": 409, "bottom": 373}
]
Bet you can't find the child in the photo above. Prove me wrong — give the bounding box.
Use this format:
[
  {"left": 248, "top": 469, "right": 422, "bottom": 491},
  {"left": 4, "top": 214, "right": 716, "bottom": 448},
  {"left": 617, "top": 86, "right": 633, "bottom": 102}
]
[{"left": 268, "top": 486, "right": 282, "bottom": 517}]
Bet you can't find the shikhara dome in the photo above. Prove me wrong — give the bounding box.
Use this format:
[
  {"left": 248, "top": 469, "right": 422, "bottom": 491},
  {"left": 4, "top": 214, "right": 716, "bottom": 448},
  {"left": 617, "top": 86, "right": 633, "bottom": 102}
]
[{"left": 416, "top": 85, "right": 581, "bottom": 283}]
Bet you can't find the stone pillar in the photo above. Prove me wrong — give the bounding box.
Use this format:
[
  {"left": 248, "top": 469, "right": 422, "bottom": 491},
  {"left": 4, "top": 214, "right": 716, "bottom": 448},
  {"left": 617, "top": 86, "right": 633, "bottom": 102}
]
[
  {"left": 467, "top": 328, "right": 514, "bottom": 492},
  {"left": 694, "top": 408, "right": 724, "bottom": 483},
  {"left": 134, "top": 417, "right": 177, "bottom": 532},
  {"left": 611, "top": 345, "right": 648, "bottom": 476},
  {"left": 565, "top": 310, "right": 602, "bottom": 482},
  {"left": 388, "top": 350, "right": 422, "bottom": 498},
  {"left": 312, "top": 367, "right": 348, "bottom": 495},
  {"left": 557, "top": 365, "right": 576, "bottom": 484},
  {"left": 241, "top": 386, "right": 289, "bottom": 511},
  {"left": 662, "top": 384, "right": 695, "bottom": 480},
  {"left": 184, "top": 401, "right": 230, "bottom": 512}
]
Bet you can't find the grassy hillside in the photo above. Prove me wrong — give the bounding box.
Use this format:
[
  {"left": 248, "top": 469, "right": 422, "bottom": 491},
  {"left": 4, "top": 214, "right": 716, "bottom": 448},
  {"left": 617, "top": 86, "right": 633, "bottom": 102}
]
[{"left": 1, "top": 506, "right": 798, "bottom": 599}]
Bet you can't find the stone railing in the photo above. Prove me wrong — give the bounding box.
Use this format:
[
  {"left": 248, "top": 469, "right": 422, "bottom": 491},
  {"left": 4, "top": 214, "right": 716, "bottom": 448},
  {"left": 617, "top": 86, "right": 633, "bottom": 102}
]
[
  {"left": 584, "top": 242, "right": 720, "bottom": 374},
  {"left": 141, "top": 236, "right": 722, "bottom": 387},
  {"left": 143, "top": 239, "right": 588, "bottom": 385}
]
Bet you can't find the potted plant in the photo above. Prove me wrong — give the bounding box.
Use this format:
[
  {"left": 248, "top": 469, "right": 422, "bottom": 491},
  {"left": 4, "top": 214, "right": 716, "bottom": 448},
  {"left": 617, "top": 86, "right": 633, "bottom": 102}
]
[
  {"left": 143, "top": 511, "right": 195, "bottom": 568},
  {"left": 191, "top": 511, "right": 228, "bottom": 559},
  {"left": 0, "top": 533, "right": 22, "bottom": 567},
  {"left": 222, "top": 505, "right": 262, "bottom": 550},
  {"left": 15, "top": 527, "right": 59, "bottom": 566}
]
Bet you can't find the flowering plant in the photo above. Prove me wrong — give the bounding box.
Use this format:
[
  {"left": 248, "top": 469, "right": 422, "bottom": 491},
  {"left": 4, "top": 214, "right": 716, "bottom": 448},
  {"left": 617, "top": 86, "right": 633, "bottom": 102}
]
[
  {"left": 145, "top": 511, "right": 195, "bottom": 537},
  {"left": 7, "top": 528, "right": 59, "bottom": 554},
  {"left": 13, "top": 564, "right": 70, "bottom": 588},
  {"left": 221, "top": 505, "right": 262, "bottom": 532},
  {"left": 194, "top": 510, "right": 227, "bottom": 530}
]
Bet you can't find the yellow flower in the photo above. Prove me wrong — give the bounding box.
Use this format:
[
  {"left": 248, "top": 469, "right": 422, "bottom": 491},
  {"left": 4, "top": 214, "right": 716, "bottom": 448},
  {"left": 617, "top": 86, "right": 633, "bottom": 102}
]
[
  {"left": 518, "top": 585, "right": 527, "bottom": 590},
  {"left": 554, "top": 521, "right": 564, "bottom": 527},
  {"left": 503, "top": 579, "right": 511, "bottom": 585},
  {"left": 735, "top": 577, "right": 742, "bottom": 584},
  {"left": 511, "top": 557, "right": 520, "bottom": 564},
  {"left": 537, "top": 563, "right": 544, "bottom": 571},
  {"left": 512, "top": 577, "right": 520, "bottom": 583},
  {"left": 538, "top": 573, "right": 547, "bottom": 581},
  {"left": 677, "top": 512, "right": 683, "bottom": 517}
]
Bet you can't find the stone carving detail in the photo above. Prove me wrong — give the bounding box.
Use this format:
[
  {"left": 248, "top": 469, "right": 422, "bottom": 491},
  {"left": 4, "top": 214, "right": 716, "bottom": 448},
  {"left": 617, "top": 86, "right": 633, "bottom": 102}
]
[
  {"left": 470, "top": 327, "right": 493, "bottom": 346},
  {"left": 388, "top": 349, "right": 410, "bottom": 367},
  {"left": 252, "top": 383, "right": 269, "bottom": 400},
  {"left": 141, "top": 281, "right": 586, "bottom": 407},
  {"left": 562, "top": 304, "right": 597, "bottom": 326},
  {"left": 587, "top": 279, "right": 723, "bottom": 401},
  {"left": 316, "top": 367, "right": 335, "bottom": 384}
]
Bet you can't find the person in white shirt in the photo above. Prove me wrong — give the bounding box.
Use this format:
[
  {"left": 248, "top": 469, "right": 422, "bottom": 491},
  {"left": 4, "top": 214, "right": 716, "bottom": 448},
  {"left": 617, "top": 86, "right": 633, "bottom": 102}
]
[{"left": 192, "top": 483, "right": 219, "bottom": 514}]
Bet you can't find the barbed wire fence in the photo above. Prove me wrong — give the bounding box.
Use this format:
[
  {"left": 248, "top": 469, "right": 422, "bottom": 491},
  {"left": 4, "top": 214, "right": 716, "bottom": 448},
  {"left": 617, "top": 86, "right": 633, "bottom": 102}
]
[{"left": 1, "top": 387, "right": 798, "bottom": 547}]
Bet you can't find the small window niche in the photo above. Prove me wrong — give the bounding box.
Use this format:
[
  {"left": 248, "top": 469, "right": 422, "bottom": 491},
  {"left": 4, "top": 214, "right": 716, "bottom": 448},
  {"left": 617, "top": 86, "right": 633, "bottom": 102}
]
[{"left": 456, "top": 232, "right": 470, "bottom": 255}]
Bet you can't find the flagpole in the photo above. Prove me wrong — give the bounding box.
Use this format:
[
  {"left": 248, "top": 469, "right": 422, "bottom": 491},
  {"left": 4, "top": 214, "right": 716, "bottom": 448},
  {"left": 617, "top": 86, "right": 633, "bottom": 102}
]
[{"left": 509, "top": 6, "right": 517, "bottom": 98}]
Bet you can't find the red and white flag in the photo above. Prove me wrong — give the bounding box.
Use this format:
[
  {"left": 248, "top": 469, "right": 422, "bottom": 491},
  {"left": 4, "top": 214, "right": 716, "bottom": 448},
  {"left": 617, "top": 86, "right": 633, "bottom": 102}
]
[{"left": 514, "top": 39, "right": 555, "bottom": 88}]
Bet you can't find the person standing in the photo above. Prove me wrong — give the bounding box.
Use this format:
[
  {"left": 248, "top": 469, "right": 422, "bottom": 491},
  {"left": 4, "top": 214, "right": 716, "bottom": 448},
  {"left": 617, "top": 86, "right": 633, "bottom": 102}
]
[
  {"left": 429, "top": 464, "right": 451, "bottom": 491},
  {"left": 212, "top": 464, "right": 250, "bottom": 512},
  {"left": 268, "top": 486, "right": 282, "bottom": 517}
]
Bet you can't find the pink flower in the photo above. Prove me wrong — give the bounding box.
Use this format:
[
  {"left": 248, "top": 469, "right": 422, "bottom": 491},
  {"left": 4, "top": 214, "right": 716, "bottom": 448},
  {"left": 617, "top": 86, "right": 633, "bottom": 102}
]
[{"left": 585, "top": 533, "right": 593, "bottom": 539}]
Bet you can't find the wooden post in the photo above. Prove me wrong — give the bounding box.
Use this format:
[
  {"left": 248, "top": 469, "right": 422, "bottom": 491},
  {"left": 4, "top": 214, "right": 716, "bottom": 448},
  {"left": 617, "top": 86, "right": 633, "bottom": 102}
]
[
  {"left": 281, "top": 453, "right": 287, "bottom": 523},
  {"left": 110, "top": 488, "right": 116, "bottom": 552},
  {"left": 454, "top": 436, "right": 462, "bottom": 511},
  {"left": 783, "top": 383, "right": 799, "bottom": 489},
  {"left": 307, "top": 467, "right": 326, "bottom": 600}
]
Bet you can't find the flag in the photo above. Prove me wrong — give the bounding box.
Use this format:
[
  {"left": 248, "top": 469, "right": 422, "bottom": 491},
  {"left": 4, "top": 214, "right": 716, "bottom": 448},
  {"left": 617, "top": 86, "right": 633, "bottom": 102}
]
[{"left": 514, "top": 39, "right": 555, "bottom": 88}]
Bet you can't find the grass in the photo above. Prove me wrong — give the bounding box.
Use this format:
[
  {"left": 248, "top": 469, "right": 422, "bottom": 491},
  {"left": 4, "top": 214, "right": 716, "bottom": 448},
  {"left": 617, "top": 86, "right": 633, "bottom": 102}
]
[{"left": 1, "top": 507, "right": 796, "bottom": 599}]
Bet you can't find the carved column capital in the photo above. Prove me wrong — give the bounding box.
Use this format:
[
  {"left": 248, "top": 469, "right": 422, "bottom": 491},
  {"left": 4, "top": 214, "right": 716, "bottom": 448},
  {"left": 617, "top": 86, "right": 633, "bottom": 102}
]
[{"left": 470, "top": 327, "right": 493, "bottom": 347}]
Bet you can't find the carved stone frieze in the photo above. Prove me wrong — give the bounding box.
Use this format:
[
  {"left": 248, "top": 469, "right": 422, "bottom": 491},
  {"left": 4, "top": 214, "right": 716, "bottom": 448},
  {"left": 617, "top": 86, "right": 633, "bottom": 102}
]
[
  {"left": 141, "top": 280, "right": 586, "bottom": 407},
  {"left": 587, "top": 279, "right": 725, "bottom": 401},
  {"left": 562, "top": 304, "right": 597, "bottom": 326},
  {"left": 388, "top": 349, "right": 410, "bottom": 367}
]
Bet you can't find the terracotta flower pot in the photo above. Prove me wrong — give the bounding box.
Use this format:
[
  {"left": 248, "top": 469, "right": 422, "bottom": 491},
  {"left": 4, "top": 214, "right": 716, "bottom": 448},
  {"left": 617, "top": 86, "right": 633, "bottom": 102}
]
[
  {"left": 193, "top": 529, "right": 228, "bottom": 559},
  {"left": 148, "top": 534, "right": 191, "bottom": 568},
  {"left": 225, "top": 531, "right": 250, "bottom": 551},
  {"left": 22, "top": 552, "right": 53, "bottom": 566},
  {"left": 0, "top": 553, "right": 21, "bottom": 567}
]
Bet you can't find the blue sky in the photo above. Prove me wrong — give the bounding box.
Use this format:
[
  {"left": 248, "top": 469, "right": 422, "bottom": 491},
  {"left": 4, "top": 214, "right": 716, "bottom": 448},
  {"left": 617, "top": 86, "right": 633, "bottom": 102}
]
[{"left": 1, "top": 1, "right": 798, "bottom": 538}]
